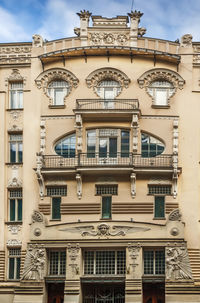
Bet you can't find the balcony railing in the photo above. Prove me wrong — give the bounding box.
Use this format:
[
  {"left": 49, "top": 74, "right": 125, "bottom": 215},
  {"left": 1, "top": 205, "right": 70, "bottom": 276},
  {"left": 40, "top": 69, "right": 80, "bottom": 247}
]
[
  {"left": 75, "top": 99, "right": 139, "bottom": 110},
  {"left": 42, "top": 153, "right": 173, "bottom": 169}
]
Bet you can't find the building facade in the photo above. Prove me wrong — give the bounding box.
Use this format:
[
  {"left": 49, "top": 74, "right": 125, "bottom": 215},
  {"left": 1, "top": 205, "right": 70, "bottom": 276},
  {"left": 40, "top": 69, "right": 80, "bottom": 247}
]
[{"left": 0, "top": 9, "right": 200, "bottom": 303}]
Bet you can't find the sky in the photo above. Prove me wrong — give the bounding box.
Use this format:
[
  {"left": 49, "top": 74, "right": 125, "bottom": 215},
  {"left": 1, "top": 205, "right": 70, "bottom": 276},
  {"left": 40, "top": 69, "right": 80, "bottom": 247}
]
[{"left": 0, "top": 0, "right": 199, "bottom": 43}]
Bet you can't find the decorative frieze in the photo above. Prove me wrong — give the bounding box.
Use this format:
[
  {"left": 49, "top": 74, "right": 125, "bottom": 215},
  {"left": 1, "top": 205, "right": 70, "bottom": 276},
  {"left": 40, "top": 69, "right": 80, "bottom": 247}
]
[
  {"left": 166, "top": 246, "right": 193, "bottom": 280},
  {"left": 90, "top": 32, "right": 129, "bottom": 46},
  {"left": 7, "top": 239, "right": 22, "bottom": 247},
  {"left": 21, "top": 244, "right": 45, "bottom": 281},
  {"left": 8, "top": 166, "right": 22, "bottom": 188}
]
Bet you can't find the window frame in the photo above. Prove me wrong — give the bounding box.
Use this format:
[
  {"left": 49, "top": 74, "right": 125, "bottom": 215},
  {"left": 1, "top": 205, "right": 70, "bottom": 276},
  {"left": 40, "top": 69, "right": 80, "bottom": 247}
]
[
  {"left": 47, "top": 80, "right": 69, "bottom": 106},
  {"left": 9, "top": 133, "right": 23, "bottom": 163},
  {"left": 141, "top": 132, "right": 165, "bottom": 158},
  {"left": 8, "top": 189, "right": 22, "bottom": 222},
  {"left": 101, "top": 196, "right": 112, "bottom": 219},
  {"left": 54, "top": 133, "right": 76, "bottom": 158},
  {"left": 9, "top": 82, "right": 23, "bottom": 109},
  {"left": 48, "top": 250, "right": 66, "bottom": 276},
  {"left": 143, "top": 248, "right": 165, "bottom": 276},
  {"left": 147, "top": 80, "right": 175, "bottom": 107},
  {"left": 8, "top": 248, "right": 21, "bottom": 280}
]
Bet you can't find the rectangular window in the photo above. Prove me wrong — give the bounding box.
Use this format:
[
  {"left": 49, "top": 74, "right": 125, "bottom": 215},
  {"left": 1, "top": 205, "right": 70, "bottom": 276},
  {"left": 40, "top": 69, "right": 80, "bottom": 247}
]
[
  {"left": 102, "top": 196, "right": 112, "bottom": 219},
  {"left": 148, "top": 185, "right": 171, "bottom": 195},
  {"left": 84, "top": 250, "right": 126, "bottom": 275},
  {"left": 9, "top": 134, "right": 23, "bottom": 163},
  {"left": 121, "top": 131, "right": 130, "bottom": 157},
  {"left": 96, "top": 185, "right": 118, "bottom": 196},
  {"left": 49, "top": 251, "right": 66, "bottom": 276},
  {"left": 144, "top": 249, "right": 165, "bottom": 275},
  {"left": 154, "top": 196, "right": 165, "bottom": 218},
  {"left": 10, "top": 82, "right": 23, "bottom": 109},
  {"left": 47, "top": 186, "right": 67, "bottom": 196},
  {"left": 9, "top": 189, "right": 22, "bottom": 222},
  {"left": 8, "top": 248, "right": 21, "bottom": 280},
  {"left": 52, "top": 197, "right": 61, "bottom": 220}
]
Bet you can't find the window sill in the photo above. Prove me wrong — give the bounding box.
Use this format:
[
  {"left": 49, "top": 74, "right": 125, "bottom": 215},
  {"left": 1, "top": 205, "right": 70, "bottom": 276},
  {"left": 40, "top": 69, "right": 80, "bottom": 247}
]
[
  {"left": 49, "top": 219, "right": 61, "bottom": 221},
  {"left": 151, "top": 105, "right": 170, "bottom": 109},
  {"left": 100, "top": 218, "right": 112, "bottom": 220},
  {"left": 6, "top": 162, "right": 23, "bottom": 165},
  {"left": 153, "top": 217, "right": 166, "bottom": 220},
  {"left": 5, "top": 221, "right": 22, "bottom": 225},
  {"left": 49, "top": 105, "right": 66, "bottom": 109},
  {"left": 6, "top": 108, "right": 23, "bottom": 111}
]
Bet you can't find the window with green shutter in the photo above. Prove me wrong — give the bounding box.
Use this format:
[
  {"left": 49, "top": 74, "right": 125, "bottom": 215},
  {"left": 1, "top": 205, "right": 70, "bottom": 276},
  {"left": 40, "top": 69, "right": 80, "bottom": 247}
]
[
  {"left": 154, "top": 196, "right": 165, "bottom": 218},
  {"left": 52, "top": 197, "right": 61, "bottom": 220},
  {"left": 8, "top": 248, "right": 21, "bottom": 280},
  {"left": 102, "top": 196, "right": 112, "bottom": 219},
  {"left": 9, "top": 189, "right": 22, "bottom": 222}
]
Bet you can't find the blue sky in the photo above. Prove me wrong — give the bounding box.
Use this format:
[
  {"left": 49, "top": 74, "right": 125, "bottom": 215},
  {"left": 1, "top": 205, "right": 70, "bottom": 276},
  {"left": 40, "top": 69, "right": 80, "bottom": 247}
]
[{"left": 0, "top": 0, "right": 199, "bottom": 43}]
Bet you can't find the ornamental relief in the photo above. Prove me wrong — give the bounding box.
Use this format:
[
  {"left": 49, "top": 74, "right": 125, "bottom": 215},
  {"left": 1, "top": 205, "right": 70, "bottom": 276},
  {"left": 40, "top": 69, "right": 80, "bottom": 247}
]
[
  {"left": 90, "top": 32, "right": 129, "bottom": 45},
  {"left": 0, "top": 46, "right": 31, "bottom": 54},
  {"left": 166, "top": 246, "right": 193, "bottom": 280},
  {"left": 35, "top": 68, "right": 79, "bottom": 106},
  {"left": 5, "top": 68, "right": 26, "bottom": 87}
]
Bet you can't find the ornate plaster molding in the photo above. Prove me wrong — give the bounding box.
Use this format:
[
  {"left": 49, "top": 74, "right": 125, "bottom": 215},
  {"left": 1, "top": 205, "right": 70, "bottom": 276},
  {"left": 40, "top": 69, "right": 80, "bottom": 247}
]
[
  {"left": 32, "top": 210, "right": 44, "bottom": 223},
  {"left": 166, "top": 246, "right": 193, "bottom": 280},
  {"left": 32, "top": 34, "right": 43, "bottom": 47},
  {"left": 168, "top": 209, "right": 181, "bottom": 221},
  {"left": 127, "top": 242, "right": 141, "bottom": 274},
  {"left": 8, "top": 225, "right": 21, "bottom": 235},
  {"left": 40, "top": 120, "right": 46, "bottom": 154},
  {"left": 148, "top": 177, "right": 172, "bottom": 185},
  {"left": 76, "top": 173, "right": 82, "bottom": 199},
  {"left": 138, "top": 68, "right": 185, "bottom": 94},
  {"left": 8, "top": 177, "right": 22, "bottom": 188},
  {"left": 35, "top": 68, "right": 79, "bottom": 106},
  {"left": 67, "top": 243, "right": 80, "bottom": 275},
  {"left": 36, "top": 152, "right": 45, "bottom": 199},
  {"left": 60, "top": 223, "right": 150, "bottom": 237},
  {"left": 7, "top": 239, "right": 22, "bottom": 247},
  {"left": 5, "top": 69, "right": 26, "bottom": 87},
  {"left": 86, "top": 67, "right": 130, "bottom": 95},
  {"left": 130, "top": 172, "right": 136, "bottom": 198},
  {"left": 21, "top": 244, "right": 45, "bottom": 281},
  {"left": 90, "top": 32, "right": 129, "bottom": 46}
]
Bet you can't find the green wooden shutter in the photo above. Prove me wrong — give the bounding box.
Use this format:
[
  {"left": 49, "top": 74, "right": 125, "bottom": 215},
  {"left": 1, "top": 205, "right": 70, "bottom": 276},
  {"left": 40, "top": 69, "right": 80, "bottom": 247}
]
[{"left": 52, "top": 197, "right": 61, "bottom": 220}]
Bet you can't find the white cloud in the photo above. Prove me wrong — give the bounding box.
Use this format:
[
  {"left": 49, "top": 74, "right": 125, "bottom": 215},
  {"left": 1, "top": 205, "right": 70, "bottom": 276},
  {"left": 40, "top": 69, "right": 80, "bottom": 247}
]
[{"left": 0, "top": 6, "right": 30, "bottom": 42}]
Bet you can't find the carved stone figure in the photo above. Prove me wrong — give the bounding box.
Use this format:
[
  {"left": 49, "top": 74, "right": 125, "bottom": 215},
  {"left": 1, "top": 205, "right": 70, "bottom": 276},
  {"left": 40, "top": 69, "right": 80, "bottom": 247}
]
[
  {"left": 166, "top": 247, "right": 192, "bottom": 280},
  {"left": 74, "top": 27, "right": 80, "bottom": 36},
  {"left": 138, "top": 27, "right": 146, "bottom": 37},
  {"left": 36, "top": 152, "right": 45, "bottom": 199},
  {"left": 32, "top": 34, "right": 43, "bottom": 47},
  {"left": 8, "top": 177, "right": 22, "bottom": 188},
  {"left": 180, "top": 34, "right": 193, "bottom": 47},
  {"left": 21, "top": 244, "right": 45, "bottom": 280}
]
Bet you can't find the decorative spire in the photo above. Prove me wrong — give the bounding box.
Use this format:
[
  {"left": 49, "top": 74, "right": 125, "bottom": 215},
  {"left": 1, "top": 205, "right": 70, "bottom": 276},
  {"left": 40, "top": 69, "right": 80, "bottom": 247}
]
[
  {"left": 128, "top": 10, "right": 143, "bottom": 22},
  {"left": 77, "top": 10, "right": 92, "bottom": 19}
]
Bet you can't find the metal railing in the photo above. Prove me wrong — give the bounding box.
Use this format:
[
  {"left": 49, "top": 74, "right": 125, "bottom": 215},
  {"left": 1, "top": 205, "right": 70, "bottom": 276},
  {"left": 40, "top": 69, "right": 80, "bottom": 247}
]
[
  {"left": 42, "top": 153, "right": 173, "bottom": 169},
  {"left": 76, "top": 99, "right": 139, "bottom": 110}
]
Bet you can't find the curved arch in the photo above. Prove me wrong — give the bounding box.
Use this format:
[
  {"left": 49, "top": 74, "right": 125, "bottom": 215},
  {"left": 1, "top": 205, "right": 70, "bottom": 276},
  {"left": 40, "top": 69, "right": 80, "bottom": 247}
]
[
  {"left": 86, "top": 67, "right": 131, "bottom": 96},
  {"left": 138, "top": 68, "right": 185, "bottom": 90},
  {"left": 35, "top": 68, "right": 79, "bottom": 106}
]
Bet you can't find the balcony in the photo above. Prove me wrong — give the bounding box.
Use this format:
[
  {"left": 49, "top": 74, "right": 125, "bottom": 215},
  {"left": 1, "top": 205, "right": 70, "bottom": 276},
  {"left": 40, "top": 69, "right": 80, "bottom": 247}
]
[
  {"left": 41, "top": 153, "right": 175, "bottom": 176},
  {"left": 73, "top": 99, "right": 140, "bottom": 121}
]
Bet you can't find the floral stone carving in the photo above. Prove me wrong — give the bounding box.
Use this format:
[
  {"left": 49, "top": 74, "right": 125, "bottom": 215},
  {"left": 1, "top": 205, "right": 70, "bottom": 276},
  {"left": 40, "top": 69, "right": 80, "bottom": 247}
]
[
  {"left": 166, "top": 247, "right": 192, "bottom": 280},
  {"left": 21, "top": 244, "right": 45, "bottom": 280},
  {"left": 168, "top": 209, "right": 181, "bottom": 221},
  {"left": 32, "top": 210, "right": 44, "bottom": 223}
]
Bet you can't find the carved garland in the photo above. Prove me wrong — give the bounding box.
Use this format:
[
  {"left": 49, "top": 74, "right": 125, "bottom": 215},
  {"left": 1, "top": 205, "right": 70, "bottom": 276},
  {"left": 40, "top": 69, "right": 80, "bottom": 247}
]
[
  {"left": 138, "top": 68, "right": 185, "bottom": 103},
  {"left": 35, "top": 68, "right": 79, "bottom": 106},
  {"left": 86, "top": 67, "right": 131, "bottom": 96}
]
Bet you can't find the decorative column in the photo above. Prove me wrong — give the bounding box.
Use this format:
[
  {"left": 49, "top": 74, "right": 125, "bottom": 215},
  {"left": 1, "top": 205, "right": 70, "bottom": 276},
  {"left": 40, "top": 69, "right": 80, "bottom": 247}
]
[
  {"left": 76, "top": 10, "right": 92, "bottom": 46},
  {"left": 126, "top": 243, "right": 142, "bottom": 303},
  {"left": 64, "top": 243, "right": 81, "bottom": 303},
  {"left": 128, "top": 11, "right": 145, "bottom": 47}
]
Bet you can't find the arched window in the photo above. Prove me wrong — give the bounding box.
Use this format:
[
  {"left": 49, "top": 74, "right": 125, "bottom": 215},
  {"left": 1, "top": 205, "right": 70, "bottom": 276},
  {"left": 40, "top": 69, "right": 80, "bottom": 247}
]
[
  {"left": 141, "top": 133, "right": 165, "bottom": 157},
  {"left": 47, "top": 80, "right": 69, "bottom": 105},
  {"left": 55, "top": 134, "right": 76, "bottom": 158},
  {"left": 147, "top": 81, "right": 175, "bottom": 106}
]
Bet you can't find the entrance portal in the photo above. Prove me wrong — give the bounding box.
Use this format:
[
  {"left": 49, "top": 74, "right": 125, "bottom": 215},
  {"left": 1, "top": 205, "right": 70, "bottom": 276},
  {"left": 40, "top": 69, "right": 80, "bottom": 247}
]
[
  {"left": 143, "top": 283, "right": 165, "bottom": 303},
  {"left": 47, "top": 283, "right": 64, "bottom": 303},
  {"left": 83, "top": 283, "right": 125, "bottom": 303}
]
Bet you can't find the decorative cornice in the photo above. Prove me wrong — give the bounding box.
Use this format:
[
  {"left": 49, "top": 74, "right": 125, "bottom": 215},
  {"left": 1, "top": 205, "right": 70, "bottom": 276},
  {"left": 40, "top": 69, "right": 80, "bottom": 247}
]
[
  {"left": 35, "top": 68, "right": 79, "bottom": 106},
  {"left": 138, "top": 68, "right": 185, "bottom": 90},
  {"left": 86, "top": 67, "right": 130, "bottom": 96}
]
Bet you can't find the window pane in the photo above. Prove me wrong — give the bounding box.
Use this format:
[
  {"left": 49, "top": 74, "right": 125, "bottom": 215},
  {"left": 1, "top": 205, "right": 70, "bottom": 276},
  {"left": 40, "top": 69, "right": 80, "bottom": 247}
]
[
  {"left": 144, "top": 250, "right": 154, "bottom": 274},
  {"left": 154, "top": 197, "right": 165, "bottom": 218},
  {"left": 96, "top": 251, "right": 115, "bottom": 274},
  {"left": 141, "top": 133, "right": 165, "bottom": 158},
  {"left": 9, "top": 258, "right": 15, "bottom": 279},
  {"left": 87, "top": 131, "right": 96, "bottom": 158},
  {"left": 102, "top": 196, "right": 111, "bottom": 219},
  {"left": 18, "top": 143, "right": 23, "bottom": 162},
  {"left": 17, "top": 199, "right": 22, "bottom": 221},
  {"left": 10, "top": 143, "right": 16, "bottom": 162},
  {"left": 55, "top": 134, "right": 76, "bottom": 158},
  {"left": 99, "top": 138, "right": 107, "bottom": 158},
  {"left": 155, "top": 251, "right": 165, "bottom": 274},
  {"left": 52, "top": 197, "right": 61, "bottom": 220},
  {"left": 54, "top": 89, "right": 65, "bottom": 105},
  {"left": 155, "top": 89, "right": 168, "bottom": 105},
  {"left": 50, "top": 251, "right": 59, "bottom": 275},
  {"left": 84, "top": 251, "right": 94, "bottom": 274},
  {"left": 109, "top": 137, "right": 117, "bottom": 158},
  {"left": 16, "top": 257, "right": 21, "bottom": 279},
  {"left": 10, "top": 199, "right": 16, "bottom": 221},
  {"left": 60, "top": 251, "right": 66, "bottom": 275},
  {"left": 121, "top": 131, "right": 129, "bottom": 157}
]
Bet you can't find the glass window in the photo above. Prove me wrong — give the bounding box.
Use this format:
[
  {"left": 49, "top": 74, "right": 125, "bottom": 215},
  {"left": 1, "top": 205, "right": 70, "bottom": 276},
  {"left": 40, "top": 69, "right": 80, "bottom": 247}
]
[
  {"left": 84, "top": 250, "right": 126, "bottom": 275},
  {"left": 96, "top": 80, "right": 121, "bottom": 109},
  {"left": 141, "top": 133, "right": 165, "bottom": 158},
  {"left": 8, "top": 248, "right": 21, "bottom": 280},
  {"left": 121, "top": 131, "right": 130, "bottom": 157},
  {"left": 10, "top": 82, "right": 23, "bottom": 109},
  {"left": 9, "top": 189, "right": 22, "bottom": 222},
  {"left": 148, "top": 81, "right": 175, "bottom": 106},
  {"left": 55, "top": 133, "right": 76, "bottom": 158},
  {"left": 49, "top": 251, "right": 66, "bottom": 276},
  {"left": 9, "top": 134, "right": 23, "bottom": 163},
  {"left": 102, "top": 196, "right": 112, "bottom": 219},
  {"left": 47, "top": 80, "right": 69, "bottom": 106},
  {"left": 144, "top": 249, "right": 165, "bottom": 275},
  {"left": 154, "top": 196, "right": 165, "bottom": 218},
  {"left": 52, "top": 197, "right": 61, "bottom": 220}
]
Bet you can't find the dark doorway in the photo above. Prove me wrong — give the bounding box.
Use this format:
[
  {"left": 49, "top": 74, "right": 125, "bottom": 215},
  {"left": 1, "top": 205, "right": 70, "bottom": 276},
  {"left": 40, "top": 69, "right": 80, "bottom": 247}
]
[
  {"left": 47, "top": 283, "right": 64, "bottom": 303},
  {"left": 143, "top": 283, "right": 165, "bottom": 303}
]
